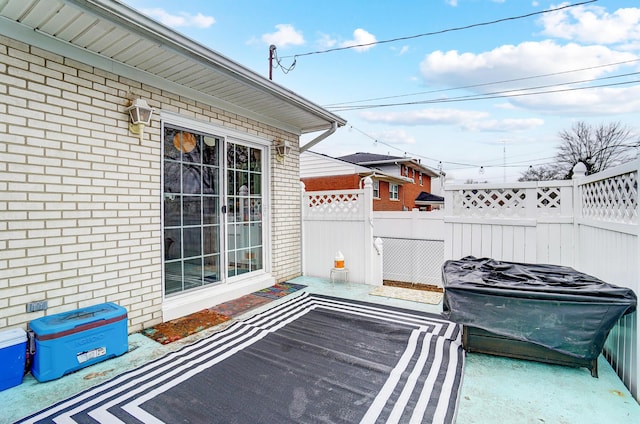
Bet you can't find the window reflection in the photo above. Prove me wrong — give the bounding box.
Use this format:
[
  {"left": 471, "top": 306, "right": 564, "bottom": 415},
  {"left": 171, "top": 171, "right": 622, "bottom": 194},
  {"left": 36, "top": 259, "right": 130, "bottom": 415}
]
[
  {"left": 226, "top": 142, "right": 264, "bottom": 278},
  {"left": 163, "top": 128, "right": 264, "bottom": 290},
  {"left": 163, "top": 125, "right": 221, "bottom": 295}
]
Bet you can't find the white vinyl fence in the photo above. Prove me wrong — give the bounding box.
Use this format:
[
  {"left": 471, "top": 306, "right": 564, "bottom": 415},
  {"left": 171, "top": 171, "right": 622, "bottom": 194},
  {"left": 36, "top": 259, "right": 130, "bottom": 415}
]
[
  {"left": 442, "top": 159, "right": 639, "bottom": 401},
  {"left": 301, "top": 178, "right": 382, "bottom": 285},
  {"left": 301, "top": 160, "right": 638, "bottom": 400},
  {"left": 373, "top": 210, "right": 445, "bottom": 286}
]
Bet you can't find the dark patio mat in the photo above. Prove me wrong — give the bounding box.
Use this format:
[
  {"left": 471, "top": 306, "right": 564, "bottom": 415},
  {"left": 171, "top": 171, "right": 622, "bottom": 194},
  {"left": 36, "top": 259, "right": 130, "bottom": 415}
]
[{"left": 18, "top": 293, "right": 464, "bottom": 424}]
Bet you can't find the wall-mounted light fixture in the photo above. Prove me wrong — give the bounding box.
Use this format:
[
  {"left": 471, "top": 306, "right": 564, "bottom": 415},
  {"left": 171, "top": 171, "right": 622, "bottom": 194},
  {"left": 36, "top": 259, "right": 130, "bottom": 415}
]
[
  {"left": 274, "top": 139, "right": 291, "bottom": 163},
  {"left": 126, "top": 98, "right": 154, "bottom": 141}
]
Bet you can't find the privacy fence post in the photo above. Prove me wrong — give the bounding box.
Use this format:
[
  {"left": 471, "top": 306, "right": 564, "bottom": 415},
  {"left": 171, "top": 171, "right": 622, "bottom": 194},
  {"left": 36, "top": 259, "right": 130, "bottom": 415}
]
[
  {"left": 572, "top": 162, "right": 587, "bottom": 270},
  {"left": 363, "top": 177, "right": 380, "bottom": 285},
  {"left": 300, "top": 181, "right": 306, "bottom": 277}
]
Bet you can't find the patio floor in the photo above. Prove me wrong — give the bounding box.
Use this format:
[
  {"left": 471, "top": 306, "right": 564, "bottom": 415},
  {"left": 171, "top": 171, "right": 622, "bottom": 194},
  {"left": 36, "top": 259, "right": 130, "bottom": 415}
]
[{"left": 2, "top": 276, "right": 639, "bottom": 423}]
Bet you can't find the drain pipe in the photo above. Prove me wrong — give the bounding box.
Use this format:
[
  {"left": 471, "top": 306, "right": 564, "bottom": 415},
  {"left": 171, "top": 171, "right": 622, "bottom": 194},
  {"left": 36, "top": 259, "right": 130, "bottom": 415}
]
[{"left": 300, "top": 121, "right": 338, "bottom": 152}]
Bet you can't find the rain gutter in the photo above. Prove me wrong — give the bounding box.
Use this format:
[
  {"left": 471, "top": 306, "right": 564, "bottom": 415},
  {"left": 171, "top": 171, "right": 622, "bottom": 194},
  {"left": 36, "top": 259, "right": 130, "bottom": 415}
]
[{"left": 300, "top": 121, "right": 339, "bottom": 152}]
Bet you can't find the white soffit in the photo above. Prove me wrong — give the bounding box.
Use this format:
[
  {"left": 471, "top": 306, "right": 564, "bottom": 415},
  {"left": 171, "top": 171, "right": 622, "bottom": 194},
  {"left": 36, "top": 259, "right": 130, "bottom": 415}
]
[{"left": 0, "top": 0, "right": 346, "bottom": 135}]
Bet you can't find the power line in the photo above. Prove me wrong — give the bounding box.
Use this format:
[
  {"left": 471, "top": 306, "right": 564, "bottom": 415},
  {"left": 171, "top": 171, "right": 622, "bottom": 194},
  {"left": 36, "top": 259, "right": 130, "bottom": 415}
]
[
  {"left": 324, "top": 58, "right": 640, "bottom": 107},
  {"left": 328, "top": 76, "right": 640, "bottom": 111},
  {"left": 343, "top": 125, "right": 638, "bottom": 175},
  {"left": 276, "top": 0, "right": 597, "bottom": 67}
]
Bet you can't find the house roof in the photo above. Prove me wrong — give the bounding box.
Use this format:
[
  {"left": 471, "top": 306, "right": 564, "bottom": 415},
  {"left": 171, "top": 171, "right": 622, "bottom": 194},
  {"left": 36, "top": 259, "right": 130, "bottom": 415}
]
[
  {"left": 301, "top": 151, "right": 412, "bottom": 184},
  {"left": 338, "top": 152, "right": 440, "bottom": 177},
  {"left": 415, "top": 191, "right": 445, "bottom": 205},
  {"left": 0, "top": 0, "right": 346, "bottom": 135}
]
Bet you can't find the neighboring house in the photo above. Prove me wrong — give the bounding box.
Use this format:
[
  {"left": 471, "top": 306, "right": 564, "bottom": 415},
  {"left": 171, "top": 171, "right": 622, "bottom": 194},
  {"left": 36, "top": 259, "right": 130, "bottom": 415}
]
[
  {"left": 301, "top": 151, "right": 443, "bottom": 211},
  {"left": 0, "top": 0, "right": 345, "bottom": 332}
]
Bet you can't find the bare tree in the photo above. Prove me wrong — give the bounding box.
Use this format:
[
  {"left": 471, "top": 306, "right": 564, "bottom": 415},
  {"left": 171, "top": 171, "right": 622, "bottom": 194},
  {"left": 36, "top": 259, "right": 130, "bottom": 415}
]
[
  {"left": 518, "top": 165, "right": 563, "bottom": 182},
  {"left": 520, "top": 121, "right": 637, "bottom": 181},
  {"left": 556, "top": 121, "right": 636, "bottom": 177}
]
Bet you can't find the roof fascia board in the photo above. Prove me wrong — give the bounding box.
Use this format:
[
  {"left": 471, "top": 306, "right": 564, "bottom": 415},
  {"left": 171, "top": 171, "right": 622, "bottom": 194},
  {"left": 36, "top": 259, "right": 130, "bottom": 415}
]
[
  {"left": 69, "top": 0, "right": 346, "bottom": 129},
  {"left": 0, "top": 16, "right": 302, "bottom": 135},
  {"left": 360, "top": 172, "right": 413, "bottom": 185},
  {"left": 415, "top": 201, "right": 444, "bottom": 205},
  {"left": 357, "top": 159, "right": 439, "bottom": 177}
]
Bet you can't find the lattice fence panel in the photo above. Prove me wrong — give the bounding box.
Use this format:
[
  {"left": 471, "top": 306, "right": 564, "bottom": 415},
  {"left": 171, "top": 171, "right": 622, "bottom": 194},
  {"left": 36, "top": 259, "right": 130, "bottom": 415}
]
[
  {"left": 453, "top": 188, "right": 526, "bottom": 218},
  {"left": 381, "top": 237, "right": 444, "bottom": 286},
  {"left": 581, "top": 172, "right": 638, "bottom": 224},
  {"left": 537, "top": 186, "right": 561, "bottom": 215},
  {"left": 304, "top": 192, "right": 363, "bottom": 220}
]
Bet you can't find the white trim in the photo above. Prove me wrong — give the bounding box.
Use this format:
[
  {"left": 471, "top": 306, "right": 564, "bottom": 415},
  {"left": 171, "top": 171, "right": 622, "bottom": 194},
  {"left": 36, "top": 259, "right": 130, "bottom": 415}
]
[
  {"left": 159, "top": 110, "right": 272, "bottom": 147},
  {"left": 162, "top": 272, "right": 275, "bottom": 321}
]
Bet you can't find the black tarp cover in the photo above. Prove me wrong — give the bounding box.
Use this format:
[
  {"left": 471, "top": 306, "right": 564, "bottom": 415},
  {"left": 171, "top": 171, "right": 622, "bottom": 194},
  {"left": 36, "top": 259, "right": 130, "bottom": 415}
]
[{"left": 442, "top": 257, "right": 637, "bottom": 360}]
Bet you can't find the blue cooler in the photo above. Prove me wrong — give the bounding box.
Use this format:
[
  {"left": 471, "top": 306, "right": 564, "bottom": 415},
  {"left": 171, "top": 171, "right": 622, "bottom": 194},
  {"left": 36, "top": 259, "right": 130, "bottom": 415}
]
[
  {"left": 0, "top": 328, "right": 27, "bottom": 391},
  {"left": 29, "top": 302, "right": 128, "bottom": 382}
]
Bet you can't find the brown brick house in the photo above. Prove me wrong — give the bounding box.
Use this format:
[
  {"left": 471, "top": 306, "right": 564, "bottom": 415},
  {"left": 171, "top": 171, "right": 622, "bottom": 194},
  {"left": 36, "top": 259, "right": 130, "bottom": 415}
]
[{"left": 301, "top": 151, "right": 443, "bottom": 211}]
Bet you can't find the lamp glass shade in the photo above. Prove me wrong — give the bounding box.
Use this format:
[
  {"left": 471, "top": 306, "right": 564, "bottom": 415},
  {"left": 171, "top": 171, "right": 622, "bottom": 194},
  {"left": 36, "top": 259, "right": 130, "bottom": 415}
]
[
  {"left": 276, "top": 140, "right": 291, "bottom": 156},
  {"left": 127, "top": 98, "right": 153, "bottom": 125}
]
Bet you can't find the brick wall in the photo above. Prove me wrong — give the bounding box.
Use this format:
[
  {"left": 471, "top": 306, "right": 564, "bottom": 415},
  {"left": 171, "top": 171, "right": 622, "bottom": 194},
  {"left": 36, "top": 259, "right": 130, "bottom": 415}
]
[
  {"left": 373, "top": 181, "right": 402, "bottom": 211},
  {"left": 271, "top": 144, "right": 302, "bottom": 282},
  {"left": 0, "top": 34, "right": 298, "bottom": 332},
  {"left": 301, "top": 174, "right": 361, "bottom": 191}
]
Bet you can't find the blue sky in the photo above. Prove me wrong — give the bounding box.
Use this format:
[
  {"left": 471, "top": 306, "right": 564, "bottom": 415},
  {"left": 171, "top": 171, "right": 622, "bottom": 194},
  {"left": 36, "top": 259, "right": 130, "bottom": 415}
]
[{"left": 122, "top": 0, "right": 640, "bottom": 182}]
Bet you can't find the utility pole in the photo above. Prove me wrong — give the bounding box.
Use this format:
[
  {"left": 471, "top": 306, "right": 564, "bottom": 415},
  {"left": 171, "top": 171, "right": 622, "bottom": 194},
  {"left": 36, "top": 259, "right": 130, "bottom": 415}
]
[{"left": 269, "top": 45, "right": 276, "bottom": 80}]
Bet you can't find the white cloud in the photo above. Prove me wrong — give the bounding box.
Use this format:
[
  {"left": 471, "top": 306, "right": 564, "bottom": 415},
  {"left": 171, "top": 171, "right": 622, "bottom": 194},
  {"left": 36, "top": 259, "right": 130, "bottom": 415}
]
[
  {"left": 372, "top": 129, "right": 416, "bottom": 145},
  {"left": 360, "top": 108, "right": 544, "bottom": 133},
  {"left": 262, "top": 24, "right": 305, "bottom": 48},
  {"left": 390, "top": 45, "right": 410, "bottom": 56},
  {"left": 141, "top": 8, "right": 215, "bottom": 28},
  {"left": 510, "top": 85, "right": 640, "bottom": 116},
  {"left": 538, "top": 4, "right": 640, "bottom": 45},
  {"left": 419, "top": 41, "right": 640, "bottom": 116},
  {"left": 360, "top": 108, "right": 489, "bottom": 126},
  {"left": 462, "top": 118, "right": 544, "bottom": 132},
  {"left": 317, "top": 33, "right": 337, "bottom": 49},
  {"left": 445, "top": 0, "right": 458, "bottom": 6},
  {"left": 420, "top": 41, "right": 637, "bottom": 91},
  {"left": 340, "top": 29, "right": 377, "bottom": 52}
]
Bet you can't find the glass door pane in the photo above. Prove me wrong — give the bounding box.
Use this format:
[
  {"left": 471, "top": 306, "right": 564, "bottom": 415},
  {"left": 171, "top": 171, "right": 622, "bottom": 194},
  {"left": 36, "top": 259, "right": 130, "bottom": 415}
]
[
  {"left": 226, "top": 142, "right": 264, "bottom": 277},
  {"left": 163, "top": 126, "right": 222, "bottom": 295}
]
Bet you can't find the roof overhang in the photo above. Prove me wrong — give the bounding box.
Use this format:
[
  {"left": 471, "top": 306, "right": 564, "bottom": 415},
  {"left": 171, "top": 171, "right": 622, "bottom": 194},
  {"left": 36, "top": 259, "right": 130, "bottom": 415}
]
[
  {"left": 415, "top": 191, "right": 445, "bottom": 205},
  {"left": 359, "top": 172, "right": 413, "bottom": 185},
  {"left": 356, "top": 159, "right": 440, "bottom": 178},
  {"left": 0, "top": 0, "right": 346, "bottom": 135}
]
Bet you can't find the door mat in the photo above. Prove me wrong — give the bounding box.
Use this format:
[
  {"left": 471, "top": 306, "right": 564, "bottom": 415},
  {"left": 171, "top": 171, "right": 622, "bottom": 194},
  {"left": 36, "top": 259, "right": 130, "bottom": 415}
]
[
  {"left": 209, "top": 294, "right": 273, "bottom": 318},
  {"left": 384, "top": 280, "right": 444, "bottom": 293},
  {"left": 142, "top": 282, "right": 307, "bottom": 344},
  {"left": 370, "top": 285, "right": 444, "bottom": 305},
  {"left": 19, "top": 293, "right": 464, "bottom": 424},
  {"left": 252, "top": 282, "right": 307, "bottom": 299},
  {"left": 142, "top": 309, "right": 231, "bottom": 345}
]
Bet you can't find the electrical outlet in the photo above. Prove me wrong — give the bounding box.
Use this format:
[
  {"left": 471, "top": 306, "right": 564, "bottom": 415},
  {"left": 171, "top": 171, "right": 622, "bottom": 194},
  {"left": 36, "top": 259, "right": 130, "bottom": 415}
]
[{"left": 26, "top": 301, "right": 48, "bottom": 312}]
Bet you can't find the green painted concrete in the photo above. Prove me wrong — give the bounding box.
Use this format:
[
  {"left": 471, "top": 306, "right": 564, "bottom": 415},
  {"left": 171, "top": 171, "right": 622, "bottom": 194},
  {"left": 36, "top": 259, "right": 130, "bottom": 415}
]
[{"left": 1, "top": 277, "right": 638, "bottom": 423}]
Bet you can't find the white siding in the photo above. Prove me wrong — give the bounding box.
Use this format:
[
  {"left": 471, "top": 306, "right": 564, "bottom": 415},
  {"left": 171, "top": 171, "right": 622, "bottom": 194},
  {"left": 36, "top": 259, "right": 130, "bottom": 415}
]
[{"left": 300, "top": 151, "right": 369, "bottom": 178}]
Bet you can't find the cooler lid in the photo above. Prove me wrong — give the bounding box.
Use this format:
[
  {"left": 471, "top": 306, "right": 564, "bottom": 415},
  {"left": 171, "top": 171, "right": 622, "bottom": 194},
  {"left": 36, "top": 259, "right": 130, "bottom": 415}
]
[
  {"left": 0, "top": 328, "right": 27, "bottom": 349},
  {"left": 28, "top": 302, "right": 127, "bottom": 336}
]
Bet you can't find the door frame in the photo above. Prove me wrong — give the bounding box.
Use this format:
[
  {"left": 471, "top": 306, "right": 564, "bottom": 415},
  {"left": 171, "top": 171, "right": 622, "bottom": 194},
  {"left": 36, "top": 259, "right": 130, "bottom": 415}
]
[{"left": 159, "top": 111, "right": 274, "bottom": 321}]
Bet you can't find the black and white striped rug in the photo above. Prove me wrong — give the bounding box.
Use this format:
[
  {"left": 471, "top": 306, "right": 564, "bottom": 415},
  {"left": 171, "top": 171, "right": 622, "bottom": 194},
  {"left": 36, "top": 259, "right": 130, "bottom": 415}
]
[{"left": 17, "top": 293, "right": 464, "bottom": 424}]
